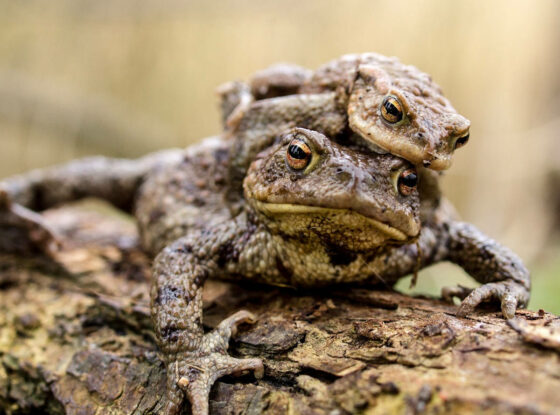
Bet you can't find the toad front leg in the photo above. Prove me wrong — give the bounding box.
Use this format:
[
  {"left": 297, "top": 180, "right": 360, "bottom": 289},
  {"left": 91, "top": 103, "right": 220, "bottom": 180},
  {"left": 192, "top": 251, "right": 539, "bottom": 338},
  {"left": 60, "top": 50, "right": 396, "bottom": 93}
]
[
  {"left": 371, "top": 219, "right": 530, "bottom": 319},
  {"left": 151, "top": 219, "right": 264, "bottom": 415},
  {"left": 442, "top": 221, "right": 530, "bottom": 319}
]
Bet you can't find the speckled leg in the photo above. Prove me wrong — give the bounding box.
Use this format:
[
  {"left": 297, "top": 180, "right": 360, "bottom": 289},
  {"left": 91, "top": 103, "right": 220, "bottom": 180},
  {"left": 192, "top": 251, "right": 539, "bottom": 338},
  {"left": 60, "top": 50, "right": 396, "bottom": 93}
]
[
  {"left": 0, "top": 150, "right": 183, "bottom": 213},
  {"left": 442, "top": 222, "right": 530, "bottom": 319},
  {"left": 217, "top": 81, "right": 253, "bottom": 128},
  {"left": 370, "top": 220, "right": 530, "bottom": 319},
  {"left": 0, "top": 150, "right": 183, "bottom": 254},
  {"left": 151, "top": 220, "right": 265, "bottom": 415}
]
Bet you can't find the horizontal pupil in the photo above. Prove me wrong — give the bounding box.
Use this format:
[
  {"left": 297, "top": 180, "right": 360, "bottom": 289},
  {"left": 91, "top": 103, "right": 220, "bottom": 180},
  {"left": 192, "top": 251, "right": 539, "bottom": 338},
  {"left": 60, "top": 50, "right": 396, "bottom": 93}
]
[
  {"left": 288, "top": 144, "right": 308, "bottom": 160},
  {"left": 385, "top": 100, "right": 401, "bottom": 116},
  {"left": 401, "top": 173, "right": 417, "bottom": 187}
]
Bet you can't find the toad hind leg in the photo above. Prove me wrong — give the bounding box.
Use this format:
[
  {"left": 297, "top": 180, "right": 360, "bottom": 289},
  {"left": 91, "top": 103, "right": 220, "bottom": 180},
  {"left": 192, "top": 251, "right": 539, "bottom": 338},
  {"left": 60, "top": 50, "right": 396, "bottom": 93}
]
[
  {"left": 0, "top": 150, "right": 183, "bottom": 255},
  {"left": 1, "top": 150, "right": 183, "bottom": 213},
  {"left": 151, "top": 225, "right": 264, "bottom": 415}
]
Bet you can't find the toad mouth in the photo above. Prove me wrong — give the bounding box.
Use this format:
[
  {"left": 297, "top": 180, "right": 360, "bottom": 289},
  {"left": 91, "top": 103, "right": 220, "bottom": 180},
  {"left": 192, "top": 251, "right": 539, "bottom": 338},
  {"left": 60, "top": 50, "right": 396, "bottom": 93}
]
[{"left": 253, "top": 201, "right": 410, "bottom": 241}]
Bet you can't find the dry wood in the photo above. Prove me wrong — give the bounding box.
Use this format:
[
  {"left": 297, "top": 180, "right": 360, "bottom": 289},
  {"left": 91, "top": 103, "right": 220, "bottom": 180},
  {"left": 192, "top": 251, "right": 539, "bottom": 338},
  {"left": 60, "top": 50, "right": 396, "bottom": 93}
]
[{"left": 1, "top": 205, "right": 559, "bottom": 415}]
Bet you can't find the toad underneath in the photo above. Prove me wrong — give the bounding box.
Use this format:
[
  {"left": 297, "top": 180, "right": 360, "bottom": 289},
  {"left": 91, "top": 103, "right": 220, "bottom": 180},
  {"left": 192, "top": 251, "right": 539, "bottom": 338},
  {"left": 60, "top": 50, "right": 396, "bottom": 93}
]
[{"left": 0, "top": 54, "right": 529, "bottom": 415}]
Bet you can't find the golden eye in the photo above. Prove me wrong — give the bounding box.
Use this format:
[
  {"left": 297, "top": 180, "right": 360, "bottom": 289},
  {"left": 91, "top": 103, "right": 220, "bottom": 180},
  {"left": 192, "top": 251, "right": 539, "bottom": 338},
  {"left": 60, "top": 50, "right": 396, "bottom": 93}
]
[
  {"left": 286, "top": 137, "right": 312, "bottom": 170},
  {"left": 381, "top": 95, "right": 404, "bottom": 124},
  {"left": 397, "top": 168, "right": 418, "bottom": 196},
  {"left": 453, "top": 132, "right": 470, "bottom": 150}
]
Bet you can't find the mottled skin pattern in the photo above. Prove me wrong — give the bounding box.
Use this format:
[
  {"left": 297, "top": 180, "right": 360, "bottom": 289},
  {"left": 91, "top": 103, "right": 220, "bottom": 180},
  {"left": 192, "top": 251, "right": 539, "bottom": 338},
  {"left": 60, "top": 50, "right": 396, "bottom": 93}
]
[
  {"left": 218, "top": 52, "right": 494, "bottom": 303},
  {"left": 0, "top": 126, "right": 530, "bottom": 414},
  {"left": 0, "top": 149, "right": 183, "bottom": 255},
  {"left": 219, "top": 53, "right": 470, "bottom": 201},
  {"left": 250, "top": 63, "right": 312, "bottom": 100},
  {"left": 223, "top": 91, "right": 347, "bottom": 205},
  {"left": 300, "top": 53, "right": 471, "bottom": 169}
]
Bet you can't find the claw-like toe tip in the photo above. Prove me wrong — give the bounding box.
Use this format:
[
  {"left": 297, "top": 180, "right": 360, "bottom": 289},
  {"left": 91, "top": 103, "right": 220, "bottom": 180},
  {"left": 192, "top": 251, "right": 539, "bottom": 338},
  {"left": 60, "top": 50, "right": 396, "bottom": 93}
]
[
  {"left": 245, "top": 315, "right": 257, "bottom": 324},
  {"left": 254, "top": 360, "right": 264, "bottom": 379},
  {"left": 501, "top": 295, "right": 517, "bottom": 320},
  {"left": 178, "top": 377, "right": 190, "bottom": 388},
  {"left": 456, "top": 305, "right": 472, "bottom": 318},
  {"left": 501, "top": 307, "right": 516, "bottom": 320}
]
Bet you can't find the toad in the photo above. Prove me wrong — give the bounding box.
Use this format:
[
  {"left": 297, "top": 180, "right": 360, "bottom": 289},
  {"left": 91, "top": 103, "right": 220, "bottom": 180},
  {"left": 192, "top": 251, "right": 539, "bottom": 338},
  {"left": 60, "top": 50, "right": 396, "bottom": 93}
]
[{"left": 0, "top": 128, "right": 529, "bottom": 414}]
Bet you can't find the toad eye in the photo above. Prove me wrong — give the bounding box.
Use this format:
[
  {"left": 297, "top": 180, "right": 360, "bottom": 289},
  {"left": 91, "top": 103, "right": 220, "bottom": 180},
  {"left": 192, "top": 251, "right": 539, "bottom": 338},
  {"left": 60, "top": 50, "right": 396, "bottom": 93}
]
[
  {"left": 397, "top": 168, "right": 418, "bottom": 196},
  {"left": 381, "top": 95, "right": 404, "bottom": 124},
  {"left": 286, "top": 137, "right": 312, "bottom": 170},
  {"left": 453, "top": 132, "right": 470, "bottom": 150}
]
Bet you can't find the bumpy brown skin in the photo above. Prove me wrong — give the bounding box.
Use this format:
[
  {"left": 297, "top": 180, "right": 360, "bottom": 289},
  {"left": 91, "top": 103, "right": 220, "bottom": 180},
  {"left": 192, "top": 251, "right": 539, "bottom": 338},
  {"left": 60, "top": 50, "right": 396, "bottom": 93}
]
[
  {"left": 229, "top": 56, "right": 527, "bottom": 316},
  {"left": 219, "top": 53, "right": 471, "bottom": 196},
  {"left": 249, "top": 63, "right": 312, "bottom": 100},
  {"left": 0, "top": 149, "right": 183, "bottom": 254},
  {"left": 0, "top": 129, "right": 530, "bottom": 414},
  {"left": 218, "top": 53, "right": 489, "bottom": 298},
  {"left": 136, "top": 128, "right": 425, "bottom": 414},
  {"left": 223, "top": 91, "right": 348, "bottom": 206},
  {"left": 301, "top": 53, "right": 471, "bottom": 169}
]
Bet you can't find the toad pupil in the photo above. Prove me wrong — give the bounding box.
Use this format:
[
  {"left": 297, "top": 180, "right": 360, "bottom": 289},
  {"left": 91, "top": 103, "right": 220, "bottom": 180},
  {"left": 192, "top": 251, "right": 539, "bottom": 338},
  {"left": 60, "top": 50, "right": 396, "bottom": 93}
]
[
  {"left": 288, "top": 143, "right": 307, "bottom": 159},
  {"left": 385, "top": 101, "right": 399, "bottom": 116},
  {"left": 400, "top": 171, "right": 417, "bottom": 187},
  {"left": 286, "top": 138, "right": 312, "bottom": 170},
  {"left": 381, "top": 96, "right": 404, "bottom": 123}
]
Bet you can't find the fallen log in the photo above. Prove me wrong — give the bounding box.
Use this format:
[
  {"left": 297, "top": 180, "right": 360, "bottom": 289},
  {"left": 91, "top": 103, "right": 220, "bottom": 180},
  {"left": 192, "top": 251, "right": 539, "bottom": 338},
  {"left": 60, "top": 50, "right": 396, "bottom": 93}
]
[{"left": 1, "top": 204, "right": 559, "bottom": 414}]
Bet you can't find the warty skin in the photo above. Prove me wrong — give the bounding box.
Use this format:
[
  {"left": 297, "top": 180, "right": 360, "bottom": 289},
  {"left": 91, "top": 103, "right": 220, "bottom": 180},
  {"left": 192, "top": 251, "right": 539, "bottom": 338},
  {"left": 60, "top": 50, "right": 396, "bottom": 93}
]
[{"left": 0, "top": 127, "right": 529, "bottom": 414}]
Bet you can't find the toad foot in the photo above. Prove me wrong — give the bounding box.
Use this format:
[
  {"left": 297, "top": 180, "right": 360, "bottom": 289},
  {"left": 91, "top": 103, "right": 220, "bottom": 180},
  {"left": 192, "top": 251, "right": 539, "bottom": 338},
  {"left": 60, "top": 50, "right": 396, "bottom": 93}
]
[
  {"left": 163, "top": 310, "right": 264, "bottom": 415},
  {"left": 445, "top": 281, "right": 529, "bottom": 320}
]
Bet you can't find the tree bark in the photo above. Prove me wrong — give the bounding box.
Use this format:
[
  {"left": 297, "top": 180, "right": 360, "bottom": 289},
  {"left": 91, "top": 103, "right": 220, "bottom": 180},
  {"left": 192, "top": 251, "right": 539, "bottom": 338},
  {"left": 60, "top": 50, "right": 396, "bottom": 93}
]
[{"left": 1, "top": 204, "right": 559, "bottom": 415}]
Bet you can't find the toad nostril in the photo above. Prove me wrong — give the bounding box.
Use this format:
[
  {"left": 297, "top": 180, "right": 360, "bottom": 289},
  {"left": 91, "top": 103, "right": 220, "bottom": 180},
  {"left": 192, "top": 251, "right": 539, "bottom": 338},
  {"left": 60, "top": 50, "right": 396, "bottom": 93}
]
[{"left": 452, "top": 131, "right": 470, "bottom": 150}]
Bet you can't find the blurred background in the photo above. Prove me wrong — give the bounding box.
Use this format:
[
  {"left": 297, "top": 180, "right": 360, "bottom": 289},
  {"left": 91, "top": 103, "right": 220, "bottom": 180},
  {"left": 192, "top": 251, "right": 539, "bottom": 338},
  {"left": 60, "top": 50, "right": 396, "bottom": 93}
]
[{"left": 0, "top": 0, "right": 559, "bottom": 312}]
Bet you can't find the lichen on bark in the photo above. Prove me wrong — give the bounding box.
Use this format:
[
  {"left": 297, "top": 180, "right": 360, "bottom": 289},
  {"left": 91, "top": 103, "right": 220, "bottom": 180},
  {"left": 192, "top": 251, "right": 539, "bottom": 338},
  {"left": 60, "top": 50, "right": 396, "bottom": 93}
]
[{"left": 1, "top": 205, "right": 559, "bottom": 414}]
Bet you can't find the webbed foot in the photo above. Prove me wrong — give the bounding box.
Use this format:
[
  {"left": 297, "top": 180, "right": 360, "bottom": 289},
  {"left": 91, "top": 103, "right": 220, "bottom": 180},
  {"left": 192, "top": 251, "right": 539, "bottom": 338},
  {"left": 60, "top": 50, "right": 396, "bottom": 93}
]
[
  {"left": 0, "top": 190, "right": 60, "bottom": 255},
  {"left": 444, "top": 281, "right": 529, "bottom": 319},
  {"left": 162, "top": 310, "right": 264, "bottom": 415}
]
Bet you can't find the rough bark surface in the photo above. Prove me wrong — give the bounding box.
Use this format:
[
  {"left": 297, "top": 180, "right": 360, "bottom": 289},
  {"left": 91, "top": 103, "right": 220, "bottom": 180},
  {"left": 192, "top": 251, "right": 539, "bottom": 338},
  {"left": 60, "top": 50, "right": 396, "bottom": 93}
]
[{"left": 1, "top": 204, "right": 559, "bottom": 415}]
